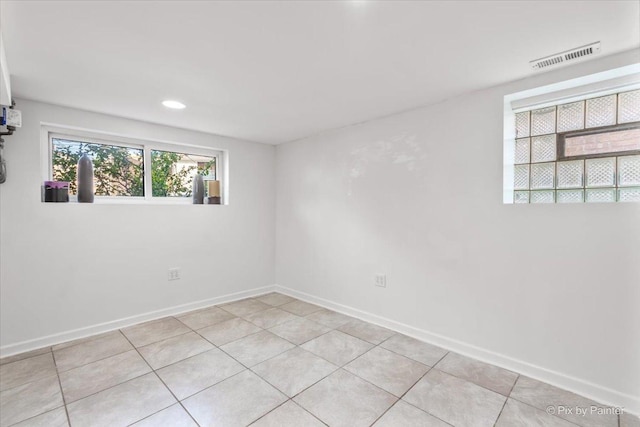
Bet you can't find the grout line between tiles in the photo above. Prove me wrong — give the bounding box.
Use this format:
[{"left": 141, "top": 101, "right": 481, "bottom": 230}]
[
  {"left": 51, "top": 330, "right": 119, "bottom": 353},
  {"left": 187, "top": 329, "right": 254, "bottom": 371},
  {"left": 1, "top": 298, "right": 355, "bottom": 426},
  {"left": 373, "top": 336, "right": 522, "bottom": 401},
  {"left": 247, "top": 398, "right": 329, "bottom": 427},
  {"left": 182, "top": 301, "right": 388, "bottom": 425},
  {"left": 200, "top": 328, "right": 264, "bottom": 350},
  {"left": 506, "top": 373, "right": 521, "bottom": 396},
  {"left": 53, "top": 330, "right": 136, "bottom": 373},
  {"left": 4, "top": 405, "right": 67, "bottom": 427},
  {"left": 430, "top": 359, "right": 518, "bottom": 399},
  {"left": 290, "top": 400, "right": 330, "bottom": 426},
  {"left": 52, "top": 335, "right": 160, "bottom": 405},
  {"left": 170, "top": 368, "right": 252, "bottom": 404},
  {"left": 5, "top": 294, "right": 617, "bottom": 427},
  {"left": 0, "top": 346, "right": 53, "bottom": 367},
  {"left": 0, "top": 370, "right": 59, "bottom": 395},
  {"left": 492, "top": 395, "right": 510, "bottom": 427},
  {"left": 51, "top": 350, "right": 73, "bottom": 427},
  {"left": 248, "top": 351, "right": 339, "bottom": 401},
  {"left": 505, "top": 395, "right": 591, "bottom": 427},
  {"left": 127, "top": 321, "right": 193, "bottom": 349},
  {"left": 119, "top": 328, "right": 202, "bottom": 427},
  {"left": 265, "top": 317, "right": 333, "bottom": 346},
  {"left": 245, "top": 399, "right": 292, "bottom": 426},
  {"left": 0, "top": 354, "right": 67, "bottom": 425},
  {"left": 381, "top": 364, "right": 455, "bottom": 427},
  {"left": 362, "top": 340, "right": 453, "bottom": 426}
]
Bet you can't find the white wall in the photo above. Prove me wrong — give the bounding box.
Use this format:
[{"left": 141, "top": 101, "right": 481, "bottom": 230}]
[
  {"left": 0, "top": 99, "right": 276, "bottom": 350},
  {"left": 276, "top": 50, "right": 640, "bottom": 411}
]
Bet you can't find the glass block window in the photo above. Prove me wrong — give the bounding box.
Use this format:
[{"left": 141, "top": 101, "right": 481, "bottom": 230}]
[
  {"left": 514, "top": 138, "right": 530, "bottom": 164},
  {"left": 512, "top": 89, "right": 640, "bottom": 203},
  {"left": 585, "top": 95, "right": 617, "bottom": 128},
  {"left": 531, "top": 106, "right": 556, "bottom": 136},
  {"left": 557, "top": 101, "right": 584, "bottom": 132},
  {"left": 531, "top": 135, "right": 556, "bottom": 163}
]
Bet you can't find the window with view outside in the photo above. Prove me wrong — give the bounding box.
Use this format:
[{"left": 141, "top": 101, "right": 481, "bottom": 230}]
[
  {"left": 52, "top": 138, "right": 144, "bottom": 196},
  {"left": 51, "top": 137, "right": 219, "bottom": 200},
  {"left": 512, "top": 89, "right": 640, "bottom": 204},
  {"left": 151, "top": 150, "right": 216, "bottom": 197}
]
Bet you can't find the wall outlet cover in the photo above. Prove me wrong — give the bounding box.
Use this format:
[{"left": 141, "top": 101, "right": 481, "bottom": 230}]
[{"left": 375, "top": 274, "right": 386, "bottom": 288}]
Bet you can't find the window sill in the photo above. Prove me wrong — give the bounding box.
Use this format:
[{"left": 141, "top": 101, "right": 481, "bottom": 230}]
[{"left": 42, "top": 197, "right": 226, "bottom": 206}]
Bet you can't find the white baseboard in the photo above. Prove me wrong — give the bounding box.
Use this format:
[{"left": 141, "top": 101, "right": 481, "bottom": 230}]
[
  {"left": 0, "top": 285, "right": 277, "bottom": 358},
  {"left": 3, "top": 283, "right": 637, "bottom": 416},
  {"left": 273, "top": 285, "right": 640, "bottom": 416}
]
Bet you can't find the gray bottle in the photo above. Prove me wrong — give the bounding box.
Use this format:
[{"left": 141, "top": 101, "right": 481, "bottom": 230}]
[
  {"left": 77, "top": 153, "right": 94, "bottom": 203},
  {"left": 192, "top": 174, "right": 204, "bottom": 204}
]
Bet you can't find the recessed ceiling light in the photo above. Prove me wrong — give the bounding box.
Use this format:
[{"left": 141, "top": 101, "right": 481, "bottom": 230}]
[{"left": 162, "top": 100, "right": 186, "bottom": 109}]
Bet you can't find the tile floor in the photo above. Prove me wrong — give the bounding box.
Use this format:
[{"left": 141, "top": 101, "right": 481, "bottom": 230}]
[{"left": 0, "top": 293, "right": 638, "bottom": 427}]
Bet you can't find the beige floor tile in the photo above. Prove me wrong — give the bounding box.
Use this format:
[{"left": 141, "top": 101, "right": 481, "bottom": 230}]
[
  {"left": 373, "top": 400, "right": 450, "bottom": 427},
  {"left": 66, "top": 372, "right": 175, "bottom": 427},
  {"left": 510, "top": 376, "right": 618, "bottom": 427},
  {"left": 138, "top": 331, "right": 214, "bottom": 370},
  {"left": 621, "top": 413, "right": 640, "bottom": 427},
  {"left": 197, "top": 317, "right": 262, "bottom": 346},
  {"left": 404, "top": 369, "right": 505, "bottom": 427},
  {"left": 52, "top": 331, "right": 116, "bottom": 351},
  {"left": 156, "top": 348, "right": 244, "bottom": 400},
  {"left": 280, "top": 300, "right": 323, "bottom": 316},
  {"left": 219, "top": 299, "right": 271, "bottom": 317},
  {"left": 131, "top": 404, "right": 197, "bottom": 427},
  {"left": 620, "top": 413, "right": 640, "bottom": 427},
  {"left": 11, "top": 407, "right": 68, "bottom": 427},
  {"left": 301, "top": 330, "right": 373, "bottom": 366},
  {"left": 294, "top": 369, "right": 397, "bottom": 427},
  {"left": 182, "top": 370, "right": 286, "bottom": 427},
  {"left": 305, "top": 309, "right": 353, "bottom": 329},
  {"left": 435, "top": 352, "right": 518, "bottom": 396},
  {"left": 251, "top": 401, "right": 325, "bottom": 427},
  {"left": 252, "top": 347, "right": 337, "bottom": 397},
  {"left": 255, "top": 293, "right": 296, "bottom": 307},
  {"left": 53, "top": 331, "right": 133, "bottom": 372},
  {"left": 221, "top": 330, "right": 295, "bottom": 367},
  {"left": 59, "top": 350, "right": 151, "bottom": 403},
  {"left": 0, "top": 375, "right": 64, "bottom": 426},
  {"left": 496, "top": 398, "right": 577, "bottom": 427},
  {"left": 5, "top": 304, "right": 628, "bottom": 427},
  {"left": 243, "top": 308, "right": 301, "bottom": 329},
  {"left": 338, "top": 319, "right": 395, "bottom": 345},
  {"left": 268, "top": 317, "right": 331, "bottom": 345},
  {"left": 0, "top": 353, "right": 57, "bottom": 391},
  {"left": 345, "top": 347, "right": 429, "bottom": 397},
  {"left": 0, "top": 347, "right": 51, "bottom": 366},
  {"left": 177, "top": 306, "right": 235, "bottom": 330},
  {"left": 121, "top": 317, "right": 191, "bottom": 348},
  {"left": 380, "top": 334, "right": 448, "bottom": 366}
]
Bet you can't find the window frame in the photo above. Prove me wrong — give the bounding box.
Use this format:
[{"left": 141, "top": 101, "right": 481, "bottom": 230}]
[
  {"left": 42, "top": 125, "right": 226, "bottom": 204},
  {"left": 556, "top": 122, "right": 640, "bottom": 161},
  {"left": 503, "top": 64, "right": 640, "bottom": 204},
  {"left": 148, "top": 148, "right": 219, "bottom": 198}
]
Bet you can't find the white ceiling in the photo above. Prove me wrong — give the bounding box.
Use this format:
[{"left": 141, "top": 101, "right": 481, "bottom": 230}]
[{"left": 1, "top": 1, "right": 639, "bottom": 144}]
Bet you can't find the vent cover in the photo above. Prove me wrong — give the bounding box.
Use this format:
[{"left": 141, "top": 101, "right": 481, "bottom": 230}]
[{"left": 530, "top": 42, "right": 601, "bottom": 70}]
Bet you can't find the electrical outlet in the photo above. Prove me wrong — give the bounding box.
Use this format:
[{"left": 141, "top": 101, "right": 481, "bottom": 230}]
[
  {"left": 168, "top": 268, "right": 181, "bottom": 281},
  {"left": 375, "top": 274, "right": 386, "bottom": 288}
]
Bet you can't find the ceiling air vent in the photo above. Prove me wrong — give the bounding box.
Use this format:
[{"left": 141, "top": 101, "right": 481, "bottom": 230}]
[{"left": 530, "top": 42, "right": 601, "bottom": 70}]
